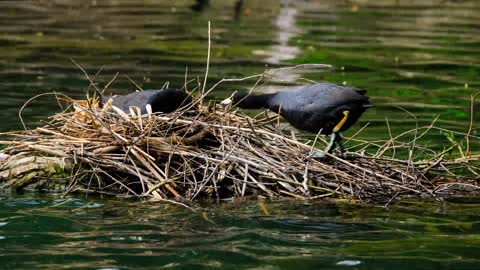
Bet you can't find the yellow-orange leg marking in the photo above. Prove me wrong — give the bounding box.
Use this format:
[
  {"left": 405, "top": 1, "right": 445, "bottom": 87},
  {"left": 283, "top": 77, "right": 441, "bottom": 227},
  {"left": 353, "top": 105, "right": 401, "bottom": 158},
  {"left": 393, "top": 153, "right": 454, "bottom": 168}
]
[{"left": 333, "top": 111, "right": 350, "bottom": 133}]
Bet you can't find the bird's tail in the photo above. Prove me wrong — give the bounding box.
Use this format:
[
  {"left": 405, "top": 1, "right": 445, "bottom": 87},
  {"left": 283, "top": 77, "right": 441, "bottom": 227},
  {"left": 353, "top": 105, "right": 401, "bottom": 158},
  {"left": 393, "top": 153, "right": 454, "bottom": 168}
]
[{"left": 355, "top": 88, "right": 368, "bottom": 95}]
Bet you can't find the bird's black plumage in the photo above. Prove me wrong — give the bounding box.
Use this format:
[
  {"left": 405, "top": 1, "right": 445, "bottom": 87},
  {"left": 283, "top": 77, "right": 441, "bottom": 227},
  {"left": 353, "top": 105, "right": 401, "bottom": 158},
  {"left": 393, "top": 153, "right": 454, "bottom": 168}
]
[
  {"left": 230, "top": 83, "right": 373, "bottom": 156},
  {"left": 232, "top": 83, "right": 372, "bottom": 135},
  {"left": 106, "top": 88, "right": 193, "bottom": 114}
]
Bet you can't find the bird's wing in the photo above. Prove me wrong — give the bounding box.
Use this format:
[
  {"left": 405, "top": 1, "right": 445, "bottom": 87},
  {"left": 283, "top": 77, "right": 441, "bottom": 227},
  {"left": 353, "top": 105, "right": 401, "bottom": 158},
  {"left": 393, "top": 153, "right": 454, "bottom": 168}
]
[
  {"left": 270, "top": 84, "right": 337, "bottom": 109},
  {"left": 271, "top": 83, "right": 371, "bottom": 113}
]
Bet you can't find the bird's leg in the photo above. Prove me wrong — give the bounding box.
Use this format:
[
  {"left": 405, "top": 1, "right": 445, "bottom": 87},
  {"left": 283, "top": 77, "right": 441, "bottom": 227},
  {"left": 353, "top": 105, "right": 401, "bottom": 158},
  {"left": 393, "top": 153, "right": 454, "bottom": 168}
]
[
  {"left": 313, "top": 111, "right": 349, "bottom": 158},
  {"left": 330, "top": 111, "right": 349, "bottom": 156},
  {"left": 310, "top": 132, "right": 337, "bottom": 158},
  {"left": 333, "top": 111, "right": 349, "bottom": 133},
  {"left": 310, "top": 134, "right": 334, "bottom": 158},
  {"left": 324, "top": 132, "right": 337, "bottom": 153},
  {"left": 334, "top": 132, "right": 345, "bottom": 157}
]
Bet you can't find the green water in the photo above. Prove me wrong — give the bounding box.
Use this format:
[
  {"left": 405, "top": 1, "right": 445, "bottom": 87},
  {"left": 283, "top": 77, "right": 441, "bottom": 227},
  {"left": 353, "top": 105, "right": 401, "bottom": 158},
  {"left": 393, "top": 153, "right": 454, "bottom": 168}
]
[
  {"left": 1, "top": 0, "right": 479, "bottom": 269},
  {"left": 1, "top": 193, "right": 480, "bottom": 269}
]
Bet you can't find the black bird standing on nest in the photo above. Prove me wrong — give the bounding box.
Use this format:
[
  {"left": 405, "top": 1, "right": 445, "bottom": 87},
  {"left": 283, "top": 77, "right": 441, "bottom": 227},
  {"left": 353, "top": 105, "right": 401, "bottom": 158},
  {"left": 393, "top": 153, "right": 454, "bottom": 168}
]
[
  {"left": 103, "top": 88, "right": 193, "bottom": 115},
  {"left": 221, "top": 83, "right": 374, "bottom": 157}
]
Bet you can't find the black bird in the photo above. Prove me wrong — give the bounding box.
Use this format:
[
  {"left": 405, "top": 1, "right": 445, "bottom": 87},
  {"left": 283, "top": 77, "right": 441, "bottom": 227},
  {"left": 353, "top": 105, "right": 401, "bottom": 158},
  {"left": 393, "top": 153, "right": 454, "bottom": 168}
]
[
  {"left": 106, "top": 88, "right": 193, "bottom": 115},
  {"left": 222, "top": 83, "right": 373, "bottom": 157}
]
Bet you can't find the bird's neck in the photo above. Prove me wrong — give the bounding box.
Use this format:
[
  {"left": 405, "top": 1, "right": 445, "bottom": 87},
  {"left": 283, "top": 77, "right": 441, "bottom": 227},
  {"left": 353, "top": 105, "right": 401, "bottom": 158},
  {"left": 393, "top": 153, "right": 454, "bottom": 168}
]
[{"left": 233, "top": 92, "right": 275, "bottom": 109}]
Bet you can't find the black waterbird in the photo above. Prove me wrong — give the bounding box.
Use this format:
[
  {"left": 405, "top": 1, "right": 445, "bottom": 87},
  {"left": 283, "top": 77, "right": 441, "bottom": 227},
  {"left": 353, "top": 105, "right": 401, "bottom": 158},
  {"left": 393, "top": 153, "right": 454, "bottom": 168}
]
[
  {"left": 106, "top": 88, "right": 193, "bottom": 115},
  {"left": 222, "top": 83, "right": 373, "bottom": 157}
]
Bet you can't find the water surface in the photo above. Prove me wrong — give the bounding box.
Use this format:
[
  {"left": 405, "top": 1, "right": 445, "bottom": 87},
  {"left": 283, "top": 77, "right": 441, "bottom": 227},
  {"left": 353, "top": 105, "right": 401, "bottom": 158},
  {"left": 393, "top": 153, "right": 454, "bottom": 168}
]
[{"left": 1, "top": 193, "right": 480, "bottom": 270}]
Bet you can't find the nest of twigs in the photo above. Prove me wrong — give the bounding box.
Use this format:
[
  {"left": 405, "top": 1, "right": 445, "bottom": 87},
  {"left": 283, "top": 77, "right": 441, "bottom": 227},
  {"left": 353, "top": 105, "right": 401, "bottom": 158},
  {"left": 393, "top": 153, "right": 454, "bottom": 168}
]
[{"left": 0, "top": 86, "right": 479, "bottom": 204}]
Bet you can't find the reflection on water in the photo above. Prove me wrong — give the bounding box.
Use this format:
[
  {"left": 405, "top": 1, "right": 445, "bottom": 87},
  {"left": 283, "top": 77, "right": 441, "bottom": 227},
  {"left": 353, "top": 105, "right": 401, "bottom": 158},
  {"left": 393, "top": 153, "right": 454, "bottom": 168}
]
[
  {"left": 258, "top": 0, "right": 301, "bottom": 65},
  {"left": 0, "top": 193, "right": 480, "bottom": 269}
]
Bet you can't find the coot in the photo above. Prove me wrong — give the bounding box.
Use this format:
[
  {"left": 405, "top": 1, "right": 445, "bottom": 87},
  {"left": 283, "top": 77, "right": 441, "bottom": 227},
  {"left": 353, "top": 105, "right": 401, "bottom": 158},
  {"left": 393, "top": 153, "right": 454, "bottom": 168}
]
[{"left": 222, "top": 83, "right": 373, "bottom": 157}]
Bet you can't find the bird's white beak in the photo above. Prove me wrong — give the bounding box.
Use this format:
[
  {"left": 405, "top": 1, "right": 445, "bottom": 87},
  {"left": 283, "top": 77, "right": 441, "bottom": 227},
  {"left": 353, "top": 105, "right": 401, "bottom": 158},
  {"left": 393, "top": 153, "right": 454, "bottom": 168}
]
[{"left": 220, "top": 97, "right": 232, "bottom": 106}]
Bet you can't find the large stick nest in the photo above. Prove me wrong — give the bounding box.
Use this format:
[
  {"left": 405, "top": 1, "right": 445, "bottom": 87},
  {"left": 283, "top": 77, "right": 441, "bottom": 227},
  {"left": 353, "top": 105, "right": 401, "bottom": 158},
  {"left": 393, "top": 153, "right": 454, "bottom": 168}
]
[{"left": 0, "top": 91, "right": 479, "bottom": 204}]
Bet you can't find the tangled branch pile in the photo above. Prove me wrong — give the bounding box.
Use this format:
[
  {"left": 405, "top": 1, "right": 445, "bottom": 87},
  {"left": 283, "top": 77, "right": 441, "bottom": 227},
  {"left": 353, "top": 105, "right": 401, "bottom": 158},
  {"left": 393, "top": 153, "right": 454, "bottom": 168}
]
[{"left": 0, "top": 91, "right": 478, "bottom": 203}]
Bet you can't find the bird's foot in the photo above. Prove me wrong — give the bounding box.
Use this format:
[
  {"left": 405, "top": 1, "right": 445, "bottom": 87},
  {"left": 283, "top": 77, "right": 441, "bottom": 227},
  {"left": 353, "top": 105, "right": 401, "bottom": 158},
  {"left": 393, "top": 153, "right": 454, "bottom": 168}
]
[
  {"left": 309, "top": 150, "right": 326, "bottom": 159},
  {"left": 308, "top": 149, "right": 347, "bottom": 160}
]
